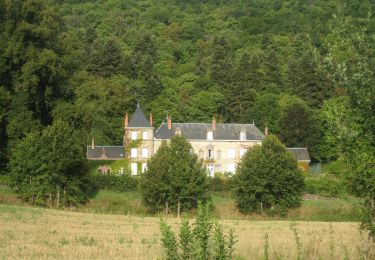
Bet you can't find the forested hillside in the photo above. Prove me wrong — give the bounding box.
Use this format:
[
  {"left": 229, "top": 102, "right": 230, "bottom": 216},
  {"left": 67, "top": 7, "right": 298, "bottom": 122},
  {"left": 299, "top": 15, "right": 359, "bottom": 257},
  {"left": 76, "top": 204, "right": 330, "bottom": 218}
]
[{"left": 0, "top": 0, "right": 374, "bottom": 169}]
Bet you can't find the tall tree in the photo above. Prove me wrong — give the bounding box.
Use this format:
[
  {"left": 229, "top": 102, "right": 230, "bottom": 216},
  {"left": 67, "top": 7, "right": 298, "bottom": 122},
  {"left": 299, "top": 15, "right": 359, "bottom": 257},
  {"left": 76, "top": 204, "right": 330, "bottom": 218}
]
[
  {"left": 87, "top": 39, "right": 125, "bottom": 78},
  {"left": 287, "top": 48, "right": 333, "bottom": 107},
  {"left": 279, "top": 102, "right": 322, "bottom": 161},
  {"left": 0, "top": 0, "right": 73, "bottom": 165},
  {"left": 226, "top": 52, "right": 257, "bottom": 123}
]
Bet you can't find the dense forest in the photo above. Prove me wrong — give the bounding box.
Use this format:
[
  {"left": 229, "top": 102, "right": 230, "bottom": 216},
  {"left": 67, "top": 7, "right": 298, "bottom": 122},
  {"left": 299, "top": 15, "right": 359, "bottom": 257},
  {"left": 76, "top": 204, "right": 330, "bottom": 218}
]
[{"left": 0, "top": 0, "right": 374, "bottom": 170}]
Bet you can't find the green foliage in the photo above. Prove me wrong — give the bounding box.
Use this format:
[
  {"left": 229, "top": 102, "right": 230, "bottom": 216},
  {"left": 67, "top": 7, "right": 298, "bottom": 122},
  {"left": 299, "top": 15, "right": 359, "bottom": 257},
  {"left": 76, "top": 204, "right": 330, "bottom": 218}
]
[
  {"left": 279, "top": 102, "right": 322, "bottom": 161},
  {"left": 207, "top": 174, "right": 234, "bottom": 192},
  {"left": 304, "top": 175, "right": 348, "bottom": 198},
  {"left": 89, "top": 174, "right": 138, "bottom": 192},
  {"left": 140, "top": 135, "right": 208, "bottom": 212},
  {"left": 9, "top": 120, "right": 95, "bottom": 207},
  {"left": 234, "top": 135, "right": 305, "bottom": 215},
  {"left": 159, "top": 203, "right": 236, "bottom": 260}
]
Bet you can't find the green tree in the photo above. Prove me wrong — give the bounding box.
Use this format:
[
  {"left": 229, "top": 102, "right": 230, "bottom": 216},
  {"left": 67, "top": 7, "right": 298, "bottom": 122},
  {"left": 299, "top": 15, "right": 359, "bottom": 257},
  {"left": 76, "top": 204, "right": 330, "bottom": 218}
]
[
  {"left": 9, "top": 120, "right": 93, "bottom": 207},
  {"left": 279, "top": 102, "right": 322, "bottom": 161},
  {"left": 140, "top": 135, "right": 208, "bottom": 212},
  {"left": 287, "top": 48, "right": 333, "bottom": 107},
  {"left": 234, "top": 135, "right": 304, "bottom": 215},
  {"left": 226, "top": 52, "right": 257, "bottom": 123},
  {"left": 318, "top": 96, "right": 359, "bottom": 162},
  {"left": 248, "top": 93, "right": 282, "bottom": 134},
  {"left": 87, "top": 39, "right": 125, "bottom": 78}
]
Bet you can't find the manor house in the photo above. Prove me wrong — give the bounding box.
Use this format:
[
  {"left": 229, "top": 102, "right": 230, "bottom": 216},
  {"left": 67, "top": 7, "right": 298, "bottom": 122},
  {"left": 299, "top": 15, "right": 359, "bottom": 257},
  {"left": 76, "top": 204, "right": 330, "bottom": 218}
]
[{"left": 87, "top": 105, "right": 310, "bottom": 175}]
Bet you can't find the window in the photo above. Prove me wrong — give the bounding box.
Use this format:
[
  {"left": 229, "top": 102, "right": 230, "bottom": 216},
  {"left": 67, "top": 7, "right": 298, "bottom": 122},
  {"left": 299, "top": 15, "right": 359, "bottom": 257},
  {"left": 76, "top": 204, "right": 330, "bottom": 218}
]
[
  {"left": 227, "top": 163, "right": 236, "bottom": 174},
  {"left": 208, "top": 149, "right": 214, "bottom": 159},
  {"left": 207, "top": 131, "right": 213, "bottom": 140},
  {"left": 240, "top": 148, "right": 247, "bottom": 157},
  {"left": 131, "top": 163, "right": 137, "bottom": 175},
  {"left": 227, "top": 149, "right": 235, "bottom": 159},
  {"left": 131, "top": 148, "right": 137, "bottom": 158},
  {"left": 207, "top": 164, "right": 215, "bottom": 177},
  {"left": 142, "top": 131, "right": 148, "bottom": 140},
  {"left": 142, "top": 148, "right": 149, "bottom": 158},
  {"left": 131, "top": 131, "right": 138, "bottom": 140},
  {"left": 142, "top": 163, "right": 147, "bottom": 173},
  {"left": 240, "top": 131, "right": 246, "bottom": 140}
]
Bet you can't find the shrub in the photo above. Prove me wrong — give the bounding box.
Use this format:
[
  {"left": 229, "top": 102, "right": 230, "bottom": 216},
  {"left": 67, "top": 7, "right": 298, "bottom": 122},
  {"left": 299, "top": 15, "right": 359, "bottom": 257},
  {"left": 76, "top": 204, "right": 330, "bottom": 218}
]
[
  {"left": 304, "top": 175, "right": 348, "bottom": 197},
  {"left": 234, "top": 135, "right": 304, "bottom": 216},
  {"left": 160, "top": 202, "right": 236, "bottom": 260},
  {"left": 207, "top": 173, "right": 234, "bottom": 192},
  {"left": 90, "top": 173, "right": 138, "bottom": 192}
]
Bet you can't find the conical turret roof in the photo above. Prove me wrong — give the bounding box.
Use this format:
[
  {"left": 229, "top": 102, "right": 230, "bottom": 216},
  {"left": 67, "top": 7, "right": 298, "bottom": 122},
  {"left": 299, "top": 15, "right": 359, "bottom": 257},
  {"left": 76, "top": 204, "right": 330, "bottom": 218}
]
[{"left": 128, "top": 105, "right": 150, "bottom": 127}]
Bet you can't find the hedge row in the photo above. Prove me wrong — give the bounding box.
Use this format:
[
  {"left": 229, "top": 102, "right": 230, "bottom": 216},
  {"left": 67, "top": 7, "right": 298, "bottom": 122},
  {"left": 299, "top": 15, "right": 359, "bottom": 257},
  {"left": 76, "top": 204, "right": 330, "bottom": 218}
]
[
  {"left": 90, "top": 174, "right": 138, "bottom": 192},
  {"left": 304, "top": 175, "right": 348, "bottom": 198}
]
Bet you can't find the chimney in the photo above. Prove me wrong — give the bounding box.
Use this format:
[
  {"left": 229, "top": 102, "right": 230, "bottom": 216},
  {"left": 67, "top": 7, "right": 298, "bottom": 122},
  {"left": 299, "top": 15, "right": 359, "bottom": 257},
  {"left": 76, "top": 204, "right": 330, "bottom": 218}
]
[
  {"left": 91, "top": 138, "right": 95, "bottom": 149},
  {"left": 124, "top": 113, "right": 128, "bottom": 128},
  {"left": 149, "top": 112, "right": 153, "bottom": 127},
  {"left": 212, "top": 117, "right": 216, "bottom": 131},
  {"left": 168, "top": 115, "right": 172, "bottom": 130},
  {"left": 265, "top": 126, "right": 269, "bottom": 136}
]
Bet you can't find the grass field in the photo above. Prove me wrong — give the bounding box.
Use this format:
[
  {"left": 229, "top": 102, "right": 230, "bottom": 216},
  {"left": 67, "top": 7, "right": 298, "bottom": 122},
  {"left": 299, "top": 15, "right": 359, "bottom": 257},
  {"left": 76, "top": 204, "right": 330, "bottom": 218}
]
[
  {"left": 1, "top": 203, "right": 373, "bottom": 259},
  {"left": 0, "top": 185, "right": 359, "bottom": 222}
]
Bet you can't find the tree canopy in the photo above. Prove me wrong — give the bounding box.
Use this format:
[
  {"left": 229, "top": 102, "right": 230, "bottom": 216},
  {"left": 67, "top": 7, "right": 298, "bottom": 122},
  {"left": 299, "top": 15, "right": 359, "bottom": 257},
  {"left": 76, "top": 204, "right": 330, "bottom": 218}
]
[
  {"left": 140, "top": 135, "right": 208, "bottom": 212},
  {"left": 234, "top": 135, "right": 304, "bottom": 215}
]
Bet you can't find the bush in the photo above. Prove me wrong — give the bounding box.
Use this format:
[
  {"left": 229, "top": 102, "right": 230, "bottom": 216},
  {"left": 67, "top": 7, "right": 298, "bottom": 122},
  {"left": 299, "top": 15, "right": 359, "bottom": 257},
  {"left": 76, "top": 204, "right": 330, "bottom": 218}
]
[
  {"left": 90, "top": 173, "right": 138, "bottom": 192},
  {"left": 304, "top": 175, "right": 348, "bottom": 197},
  {"left": 0, "top": 174, "right": 10, "bottom": 185},
  {"left": 207, "top": 173, "right": 234, "bottom": 192}
]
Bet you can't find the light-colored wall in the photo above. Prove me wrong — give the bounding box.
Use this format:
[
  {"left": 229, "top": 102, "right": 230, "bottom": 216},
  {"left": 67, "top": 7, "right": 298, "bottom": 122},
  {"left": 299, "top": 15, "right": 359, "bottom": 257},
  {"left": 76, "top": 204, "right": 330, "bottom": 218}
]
[{"left": 154, "top": 139, "right": 262, "bottom": 174}]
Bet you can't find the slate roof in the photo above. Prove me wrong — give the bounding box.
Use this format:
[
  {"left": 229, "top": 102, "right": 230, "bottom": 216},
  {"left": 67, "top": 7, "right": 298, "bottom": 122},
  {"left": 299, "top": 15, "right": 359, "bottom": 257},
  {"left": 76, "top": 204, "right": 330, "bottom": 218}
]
[
  {"left": 154, "top": 123, "right": 265, "bottom": 141},
  {"left": 128, "top": 106, "right": 151, "bottom": 128},
  {"left": 87, "top": 146, "right": 125, "bottom": 160},
  {"left": 286, "top": 148, "right": 311, "bottom": 162}
]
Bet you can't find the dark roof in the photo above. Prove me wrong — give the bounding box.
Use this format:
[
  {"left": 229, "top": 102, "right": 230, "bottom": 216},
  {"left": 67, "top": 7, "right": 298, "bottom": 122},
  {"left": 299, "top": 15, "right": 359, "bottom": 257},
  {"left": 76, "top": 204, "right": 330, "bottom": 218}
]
[
  {"left": 286, "top": 148, "right": 311, "bottom": 162},
  {"left": 128, "top": 106, "right": 150, "bottom": 128},
  {"left": 155, "top": 123, "right": 265, "bottom": 141},
  {"left": 87, "top": 146, "right": 125, "bottom": 160}
]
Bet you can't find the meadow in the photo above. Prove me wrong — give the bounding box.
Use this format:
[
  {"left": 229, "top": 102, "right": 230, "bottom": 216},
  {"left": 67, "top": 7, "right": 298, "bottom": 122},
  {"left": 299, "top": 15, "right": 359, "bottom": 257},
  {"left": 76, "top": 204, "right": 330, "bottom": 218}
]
[{"left": 0, "top": 203, "right": 372, "bottom": 259}]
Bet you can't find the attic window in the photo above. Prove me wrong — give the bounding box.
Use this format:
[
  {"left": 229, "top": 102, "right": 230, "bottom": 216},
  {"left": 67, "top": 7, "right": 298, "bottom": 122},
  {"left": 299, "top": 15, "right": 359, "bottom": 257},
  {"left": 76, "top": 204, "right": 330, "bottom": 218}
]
[
  {"left": 240, "top": 131, "right": 246, "bottom": 140},
  {"left": 207, "top": 131, "right": 213, "bottom": 140}
]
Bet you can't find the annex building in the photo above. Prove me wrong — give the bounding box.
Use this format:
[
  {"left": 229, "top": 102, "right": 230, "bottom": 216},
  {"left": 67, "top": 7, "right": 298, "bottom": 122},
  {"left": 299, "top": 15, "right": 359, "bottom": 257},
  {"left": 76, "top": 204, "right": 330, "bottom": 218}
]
[{"left": 87, "top": 105, "right": 311, "bottom": 175}]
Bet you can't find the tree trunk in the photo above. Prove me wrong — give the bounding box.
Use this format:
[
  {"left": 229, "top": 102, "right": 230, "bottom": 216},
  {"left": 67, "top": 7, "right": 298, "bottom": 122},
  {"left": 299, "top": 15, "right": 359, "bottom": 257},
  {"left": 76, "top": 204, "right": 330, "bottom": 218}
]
[
  {"left": 57, "top": 188, "right": 60, "bottom": 207},
  {"left": 165, "top": 201, "right": 169, "bottom": 215},
  {"left": 177, "top": 201, "right": 181, "bottom": 218},
  {"left": 260, "top": 201, "right": 263, "bottom": 214}
]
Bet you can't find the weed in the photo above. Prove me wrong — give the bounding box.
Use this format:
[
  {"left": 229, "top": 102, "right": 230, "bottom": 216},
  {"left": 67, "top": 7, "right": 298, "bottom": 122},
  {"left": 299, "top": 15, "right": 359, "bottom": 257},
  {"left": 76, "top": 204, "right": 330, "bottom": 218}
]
[
  {"left": 264, "top": 233, "right": 269, "bottom": 260},
  {"left": 75, "top": 236, "right": 97, "bottom": 246}
]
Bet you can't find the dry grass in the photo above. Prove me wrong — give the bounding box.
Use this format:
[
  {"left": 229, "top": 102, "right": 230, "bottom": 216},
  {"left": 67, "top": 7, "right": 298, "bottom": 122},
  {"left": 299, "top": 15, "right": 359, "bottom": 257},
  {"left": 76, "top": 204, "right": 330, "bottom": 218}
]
[{"left": 1, "top": 204, "right": 373, "bottom": 260}]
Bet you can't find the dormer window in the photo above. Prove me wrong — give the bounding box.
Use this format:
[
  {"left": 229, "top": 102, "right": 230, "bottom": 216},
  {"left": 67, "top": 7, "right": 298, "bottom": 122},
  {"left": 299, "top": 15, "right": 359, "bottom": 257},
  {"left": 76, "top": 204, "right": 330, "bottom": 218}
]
[
  {"left": 240, "top": 131, "right": 246, "bottom": 141},
  {"left": 207, "top": 131, "right": 213, "bottom": 140}
]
